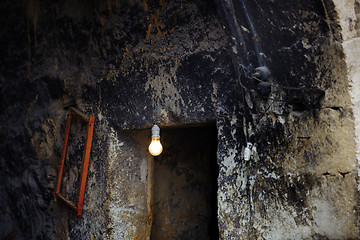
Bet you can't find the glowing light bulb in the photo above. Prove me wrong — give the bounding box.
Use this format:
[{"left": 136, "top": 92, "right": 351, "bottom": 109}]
[
  {"left": 149, "top": 124, "right": 163, "bottom": 156},
  {"left": 149, "top": 137, "right": 163, "bottom": 156}
]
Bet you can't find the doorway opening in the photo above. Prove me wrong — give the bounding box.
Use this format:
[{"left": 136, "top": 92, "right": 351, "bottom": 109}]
[{"left": 150, "top": 123, "right": 219, "bottom": 240}]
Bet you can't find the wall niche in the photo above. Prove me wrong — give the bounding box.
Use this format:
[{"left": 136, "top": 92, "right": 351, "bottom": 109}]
[{"left": 151, "top": 124, "right": 219, "bottom": 240}]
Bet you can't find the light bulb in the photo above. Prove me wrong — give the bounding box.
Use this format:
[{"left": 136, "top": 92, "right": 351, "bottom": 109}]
[
  {"left": 149, "top": 124, "right": 163, "bottom": 156},
  {"left": 149, "top": 137, "right": 163, "bottom": 156}
]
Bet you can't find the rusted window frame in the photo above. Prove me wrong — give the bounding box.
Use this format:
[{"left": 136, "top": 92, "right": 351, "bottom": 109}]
[{"left": 55, "top": 107, "right": 95, "bottom": 216}]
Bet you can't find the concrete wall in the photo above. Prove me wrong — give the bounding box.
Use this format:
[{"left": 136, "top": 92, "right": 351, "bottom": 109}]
[{"left": 0, "top": 0, "right": 359, "bottom": 239}]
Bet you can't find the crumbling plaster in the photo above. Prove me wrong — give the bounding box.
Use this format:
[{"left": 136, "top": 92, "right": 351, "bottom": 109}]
[
  {"left": 0, "top": 0, "right": 359, "bottom": 239},
  {"left": 332, "top": 0, "right": 360, "bottom": 191}
]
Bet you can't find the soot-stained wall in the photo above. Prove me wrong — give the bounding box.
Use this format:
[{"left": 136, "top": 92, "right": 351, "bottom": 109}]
[{"left": 0, "top": 0, "right": 359, "bottom": 239}]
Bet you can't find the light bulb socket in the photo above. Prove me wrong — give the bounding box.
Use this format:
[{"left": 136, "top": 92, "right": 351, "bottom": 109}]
[{"left": 151, "top": 124, "right": 160, "bottom": 138}]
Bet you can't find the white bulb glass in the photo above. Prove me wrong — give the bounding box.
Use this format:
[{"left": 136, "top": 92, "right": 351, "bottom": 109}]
[{"left": 149, "top": 137, "right": 163, "bottom": 156}]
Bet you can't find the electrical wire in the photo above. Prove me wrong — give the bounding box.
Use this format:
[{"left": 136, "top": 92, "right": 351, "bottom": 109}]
[
  {"left": 237, "top": 64, "right": 288, "bottom": 104},
  {"left": 237, "top": 64, "right": 252, "bottom": 142},
  {"left": 220, "top": 0, "right": 250, "bottom": 66},
  {"left": 238, "top": 63, "right": 325, "bottom": 93},
  {"left": 252, "top": 76, "right": 324, "bottom": 91},
  {"left": 238, "top": 0, "right": 262, "bottom": 67}
]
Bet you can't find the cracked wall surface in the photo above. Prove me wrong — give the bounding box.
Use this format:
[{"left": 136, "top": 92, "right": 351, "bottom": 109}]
[{"left": 0, "top": 0, "right": 359, "bottom": 239}]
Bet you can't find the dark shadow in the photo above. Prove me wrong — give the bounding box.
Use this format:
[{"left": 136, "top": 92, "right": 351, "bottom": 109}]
[{"left": 151, "top": 123, "right": 219, "bottom": 240}]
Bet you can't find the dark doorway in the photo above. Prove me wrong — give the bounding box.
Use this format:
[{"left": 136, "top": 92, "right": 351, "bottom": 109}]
[{"left": 151, "top": 124, "right": 219, "bottom": 240}]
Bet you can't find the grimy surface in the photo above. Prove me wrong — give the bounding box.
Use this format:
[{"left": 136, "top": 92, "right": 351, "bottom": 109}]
[{"left": 0, "top": 0, "right": 359, "bottom": 239}]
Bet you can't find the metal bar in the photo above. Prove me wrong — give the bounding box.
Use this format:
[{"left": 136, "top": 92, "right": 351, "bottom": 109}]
[
  {"left": 76, "top": 116, "right": 95, "bottom": 216},
  {"left": 56, "top": 110, "right": 72, "bottom": 194},
  {"left": 55, "top": 108, "right": 95, "bottom": 216},
  {"left": 56, "top": 193, "right": 77, "bottom": 210},
  {"left": 69, "top": 107, "right": 90, "bottom": 122}
]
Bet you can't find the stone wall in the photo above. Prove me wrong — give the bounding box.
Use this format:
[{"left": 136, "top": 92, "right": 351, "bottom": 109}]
[{"left": 0, "top": 0, "right": 358, "bottom": 239}]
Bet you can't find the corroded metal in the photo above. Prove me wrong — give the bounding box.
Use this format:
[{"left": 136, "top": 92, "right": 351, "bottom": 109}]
[{"left": 55, "top": 108, "right": 95, "bottom": 216}]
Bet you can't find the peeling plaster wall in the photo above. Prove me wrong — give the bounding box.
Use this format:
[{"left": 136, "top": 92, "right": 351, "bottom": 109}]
[
  {"left": 332, "top": 0, "right": 360, "bottom": 191},
  {"left": 0, "top": 0, "right": 359, "bottom": 239},
  {"left": 106, "top": 129, "right": 150, "bottom": 239}
]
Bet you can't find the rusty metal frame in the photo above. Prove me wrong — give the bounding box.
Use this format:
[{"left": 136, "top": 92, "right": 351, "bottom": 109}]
[{"left": 55, "top": 107, "right": 95, "bottom": 216}]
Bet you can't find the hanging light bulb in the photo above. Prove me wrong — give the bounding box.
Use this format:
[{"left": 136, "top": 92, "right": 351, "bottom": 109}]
[{"left": 149, "top": 124, "right": 163, "bottom": 156}]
